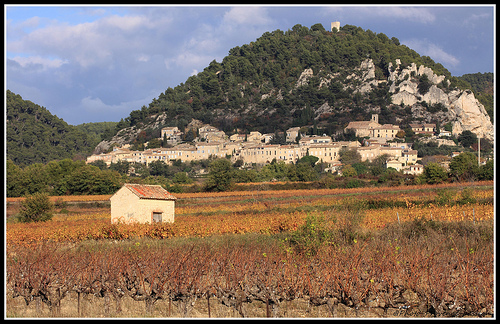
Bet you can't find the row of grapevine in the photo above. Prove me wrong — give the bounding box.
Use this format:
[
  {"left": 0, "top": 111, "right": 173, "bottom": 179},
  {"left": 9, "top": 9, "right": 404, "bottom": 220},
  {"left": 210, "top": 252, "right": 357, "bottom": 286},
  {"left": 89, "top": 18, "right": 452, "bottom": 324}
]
[{"left": 6, "top": 232, "right": 494, "bottom": 317}]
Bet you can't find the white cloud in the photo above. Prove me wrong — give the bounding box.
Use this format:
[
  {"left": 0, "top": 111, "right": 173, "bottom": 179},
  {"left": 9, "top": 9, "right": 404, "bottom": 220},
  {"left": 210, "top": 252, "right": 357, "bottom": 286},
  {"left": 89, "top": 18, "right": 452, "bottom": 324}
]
[
  {"left": 100, "top": 13, "right": 172, "bottom": 31},
  {"left": 9, "top": 55, "right": 68, "bottom": 69},
  {"left": 17, "top": 16, "right": 42, "bottom": 29},
  {"left": 8, "top": 21, "right": 109, "bottom": 68},
  {"left": 164, "top": 51, "right": 216, "bottom": 71},
  {"left": 136, "top": 54, "right": 150, "bottom": 62},
  {"left": 8, "top": 12, "right": 174, "bottom": 68},
  {"left": 463, "top": 12, "right": 491, "bottom": 28},
  {"left": 383, "top": 6, "right": 436, "bottom": 24},
  {"left": 100, "top": 14, "right": 148, "bottom": 31},
  {"left": 223, "top": 6, "right": 272, "bottom": 26},
  {"left": 402, "top": 39, "right": 460, "bottom": 67},
  {"left": 323, "top": 5, "right": 436, "bottom": 24}
]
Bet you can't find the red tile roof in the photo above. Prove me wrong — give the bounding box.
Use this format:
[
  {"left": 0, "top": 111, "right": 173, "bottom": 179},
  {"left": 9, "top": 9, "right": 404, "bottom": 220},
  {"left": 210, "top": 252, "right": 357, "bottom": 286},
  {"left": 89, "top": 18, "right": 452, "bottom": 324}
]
[{"left": 123, "top": 183, "right": 177, "bottom": 200}]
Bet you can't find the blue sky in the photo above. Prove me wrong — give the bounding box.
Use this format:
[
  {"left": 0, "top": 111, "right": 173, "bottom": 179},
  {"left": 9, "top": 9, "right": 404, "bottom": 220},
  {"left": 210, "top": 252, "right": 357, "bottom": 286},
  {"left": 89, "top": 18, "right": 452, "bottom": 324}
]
[{"left": 5, "top": 5, "right": 495, "bottom": 125}]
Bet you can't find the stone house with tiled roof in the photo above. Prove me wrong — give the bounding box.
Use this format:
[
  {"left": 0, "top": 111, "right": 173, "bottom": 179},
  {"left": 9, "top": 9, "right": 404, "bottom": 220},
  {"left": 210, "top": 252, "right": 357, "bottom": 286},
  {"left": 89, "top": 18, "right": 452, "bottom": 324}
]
[
  {"left": 345, "top": 114, "right": 400, "bottom": 142},
  {"left": 110, "top": 183, "right": 177, "bottom": 224}
]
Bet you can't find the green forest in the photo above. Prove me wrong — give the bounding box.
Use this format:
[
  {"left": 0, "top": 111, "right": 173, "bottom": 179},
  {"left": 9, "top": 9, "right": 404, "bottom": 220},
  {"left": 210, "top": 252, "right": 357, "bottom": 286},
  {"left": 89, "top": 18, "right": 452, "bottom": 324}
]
[{"left": 6, "top": 90, "right": 116, "bottom": 166}]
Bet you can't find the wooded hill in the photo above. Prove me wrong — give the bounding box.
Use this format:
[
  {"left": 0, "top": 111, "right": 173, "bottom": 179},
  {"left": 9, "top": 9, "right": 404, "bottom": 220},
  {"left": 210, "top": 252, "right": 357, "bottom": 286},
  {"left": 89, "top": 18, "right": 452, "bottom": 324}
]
[
  {"left": 6, "top": 90, "right": 116, "bottom": 166},
  {"left": 109, "top": 23, "right": 493, "bottom": 146}
]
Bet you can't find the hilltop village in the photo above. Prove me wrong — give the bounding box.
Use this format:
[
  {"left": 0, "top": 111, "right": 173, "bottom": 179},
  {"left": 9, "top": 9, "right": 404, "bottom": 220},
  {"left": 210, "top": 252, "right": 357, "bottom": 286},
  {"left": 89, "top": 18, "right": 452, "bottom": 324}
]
[{"left": 86, "top": 114, "right": 443, "bottom": 176}]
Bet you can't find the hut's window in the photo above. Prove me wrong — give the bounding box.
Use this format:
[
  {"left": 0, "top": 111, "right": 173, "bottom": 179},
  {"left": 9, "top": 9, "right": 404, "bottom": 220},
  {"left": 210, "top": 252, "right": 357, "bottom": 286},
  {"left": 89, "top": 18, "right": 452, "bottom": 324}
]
[{"left": 152, "top": 212, "right": 162, "bottom": 223}]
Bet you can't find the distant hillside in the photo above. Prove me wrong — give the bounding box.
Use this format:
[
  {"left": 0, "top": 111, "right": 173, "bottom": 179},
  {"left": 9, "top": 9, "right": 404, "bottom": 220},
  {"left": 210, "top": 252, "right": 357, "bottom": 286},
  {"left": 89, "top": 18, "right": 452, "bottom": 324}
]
[
  {"left": 98, "top": 23, "right": 492, "bottom": 152},
  {"left": 6, "top": 90, "right": 114, "bottom": 166},
  {"left": 74, "top": 121, "right": 118, "bottom": 147}
]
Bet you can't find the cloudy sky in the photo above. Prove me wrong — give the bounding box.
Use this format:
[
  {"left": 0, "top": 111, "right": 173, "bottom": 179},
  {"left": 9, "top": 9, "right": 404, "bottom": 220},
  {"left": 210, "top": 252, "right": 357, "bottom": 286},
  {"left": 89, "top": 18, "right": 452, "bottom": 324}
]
[{"left": 5, "top": 5, "right": 495, "bottom": 125}]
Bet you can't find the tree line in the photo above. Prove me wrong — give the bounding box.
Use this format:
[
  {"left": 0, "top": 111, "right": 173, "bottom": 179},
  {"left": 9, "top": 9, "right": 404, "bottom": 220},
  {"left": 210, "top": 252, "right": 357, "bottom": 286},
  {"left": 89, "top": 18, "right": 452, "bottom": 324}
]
[{"left": 6, "top": 148, "right": 492, "bottom": 198}]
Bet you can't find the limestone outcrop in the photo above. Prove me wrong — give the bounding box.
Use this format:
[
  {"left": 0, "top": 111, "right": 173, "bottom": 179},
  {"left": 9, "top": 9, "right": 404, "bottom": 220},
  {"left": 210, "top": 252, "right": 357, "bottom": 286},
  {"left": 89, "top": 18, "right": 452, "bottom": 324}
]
[
  {"left": 346, "top": 59, "right": 384, "bottom": 94},
  {"left": 295, "top": 68, "right": 314, "bottom": 88},
  {"left": 308, "top": 59, "right": 493, "bottom": 141},
  {"left": 386, "top": 60, "right": 493, "bottom": 140}
]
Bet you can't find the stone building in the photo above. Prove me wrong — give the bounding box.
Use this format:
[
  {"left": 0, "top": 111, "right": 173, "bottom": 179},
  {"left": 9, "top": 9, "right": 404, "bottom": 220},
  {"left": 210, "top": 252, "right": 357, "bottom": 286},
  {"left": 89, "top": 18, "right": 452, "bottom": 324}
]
[
  {"left": 344, "top": 114, "right": 400, "bottom": 142},
  {"left": 161, "top": 126, "right": 183, "bottom": 145},
  {"left": 331, "top": 21, "right": 340, "bottom": 32},
  {"left": 110, "top": 183, "right": 177, "bottom": 224},
  {"left": 344, "top": 114, "right": 381, "bottom": 138}
]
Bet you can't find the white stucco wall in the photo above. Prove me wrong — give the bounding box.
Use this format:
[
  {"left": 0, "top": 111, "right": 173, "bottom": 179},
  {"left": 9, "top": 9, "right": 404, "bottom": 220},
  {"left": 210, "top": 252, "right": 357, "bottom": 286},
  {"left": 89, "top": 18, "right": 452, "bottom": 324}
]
[{"left": 110, "top": 187, "right": 175, "bottom": 224}]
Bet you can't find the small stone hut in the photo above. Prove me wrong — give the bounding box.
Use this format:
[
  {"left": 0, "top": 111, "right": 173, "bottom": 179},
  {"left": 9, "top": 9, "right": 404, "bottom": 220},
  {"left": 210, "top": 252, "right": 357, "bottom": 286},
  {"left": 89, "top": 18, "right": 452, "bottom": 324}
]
[{"left": 110, "top": 183, "right": 177, "bottom": 224}]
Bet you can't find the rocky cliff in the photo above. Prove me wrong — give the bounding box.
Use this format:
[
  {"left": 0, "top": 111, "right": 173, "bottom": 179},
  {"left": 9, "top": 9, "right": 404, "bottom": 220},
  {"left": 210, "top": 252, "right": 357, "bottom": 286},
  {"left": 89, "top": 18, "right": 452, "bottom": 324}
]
[
  {"left": 387, "top": 60, "right": 493, "bottom": 140},
  {"left": 314, "top": 59, "right": 493, "bottom": 141}
]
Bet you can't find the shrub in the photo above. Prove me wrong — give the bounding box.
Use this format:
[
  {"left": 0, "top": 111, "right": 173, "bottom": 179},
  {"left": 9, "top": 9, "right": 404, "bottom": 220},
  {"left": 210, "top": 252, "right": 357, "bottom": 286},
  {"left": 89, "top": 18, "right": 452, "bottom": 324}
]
[
  {"left": 345, "top": 178, "right": 362, "bottom": 188},
  {"left": 100, "top": 224, "right": 125, "bottom": 240},
  {"left": 288, "top": 213, "right": 335, "bottom": 256},
  {"left": 457, "top": 188, "right": 476, "bottom": 205},
  {"left": 204, "top": 158, "right": 234, "bottom": 192},
  {"left": 435, "top": 189, "right": 454, "bottom": 206},
  {"left": 423, "top": 162, "right": 448, "bottom": 184},
  {"left": 18, "top": 192, "right": 54, "bottom": 223},
  {"left": 53, "top": 197, "right": 68, "bottom": 208},
  {"left": 401, "top": 216, "right": 441, "bottom": 239},
  {"left": 334, "top": 204, "right": 367, "bottom": 243},
  {"left": 417, "top": 74, "right": 432, "bottom": 95}
]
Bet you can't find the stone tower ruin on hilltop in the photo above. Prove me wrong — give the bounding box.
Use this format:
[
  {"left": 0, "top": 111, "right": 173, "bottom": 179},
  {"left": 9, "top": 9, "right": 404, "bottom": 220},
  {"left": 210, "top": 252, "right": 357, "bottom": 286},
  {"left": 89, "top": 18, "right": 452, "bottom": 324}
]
[{"left": 331, "top": 21, "right": 340, "bottom": 32}]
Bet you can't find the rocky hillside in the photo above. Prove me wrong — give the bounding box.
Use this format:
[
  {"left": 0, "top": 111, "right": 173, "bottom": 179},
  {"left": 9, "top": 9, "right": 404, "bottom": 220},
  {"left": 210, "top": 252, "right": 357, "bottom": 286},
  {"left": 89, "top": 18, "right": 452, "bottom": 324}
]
[
  {"left": 87, "top": 24, "right": 494, "bottom": 152},
  {"left": 346, "top": 59, "right": 493, "bottom": 139}
]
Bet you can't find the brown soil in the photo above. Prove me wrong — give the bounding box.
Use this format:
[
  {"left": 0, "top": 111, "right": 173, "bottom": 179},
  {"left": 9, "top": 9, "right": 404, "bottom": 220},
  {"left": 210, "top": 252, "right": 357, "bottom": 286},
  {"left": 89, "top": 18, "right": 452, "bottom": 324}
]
[{"left": 6, "top": 291, "right": 492, "bottom": 318}]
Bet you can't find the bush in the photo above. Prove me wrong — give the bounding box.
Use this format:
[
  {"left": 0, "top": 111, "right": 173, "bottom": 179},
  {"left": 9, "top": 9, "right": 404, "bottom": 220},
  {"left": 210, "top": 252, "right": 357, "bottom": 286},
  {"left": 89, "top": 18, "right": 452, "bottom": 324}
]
[
  {"left": 479, "top": 159, "right": 493, "bottom": 180},
  {"left": 345, "top": 178, "right": 362, "bottom": 188},
  {"left": 288, "top": 213, "right": 335, "bottom": 256},
  {"left": 449, "top": 152, "right": 479, "bottom": 182},
  {"left": 457, "top": 188, "right": 476, "bottom": 205},
  {"left": 435, "top": 189, "right": 454, "bottom": 206},
  {"left": 204, "top": 158, "right": 234, "bottom": 192},
  {"left": 53, "top": 197, "right": 68, "bottom": 208},
  {"left": 401, "top": 216, "right": 442, "bottom": 239},
  {"left": 18, "top": 192, "right": 54, "bottom": 223},
  {"left": 423, "top": 162, "right": 448, "bottom": 184}
]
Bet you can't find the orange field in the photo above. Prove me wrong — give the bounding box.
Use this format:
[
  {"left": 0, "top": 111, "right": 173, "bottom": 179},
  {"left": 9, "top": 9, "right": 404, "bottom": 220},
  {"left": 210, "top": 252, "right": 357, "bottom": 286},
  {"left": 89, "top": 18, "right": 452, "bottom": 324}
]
[{"left": 6, "top": 181, "right": 494, "bottom": 247}]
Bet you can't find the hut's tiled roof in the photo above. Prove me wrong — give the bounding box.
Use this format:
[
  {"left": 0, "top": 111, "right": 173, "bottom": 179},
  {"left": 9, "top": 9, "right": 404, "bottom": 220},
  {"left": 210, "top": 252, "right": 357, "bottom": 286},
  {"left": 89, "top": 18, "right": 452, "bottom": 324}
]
[{"left": 123, "top": 183, "right": 177, "bottom": 200}]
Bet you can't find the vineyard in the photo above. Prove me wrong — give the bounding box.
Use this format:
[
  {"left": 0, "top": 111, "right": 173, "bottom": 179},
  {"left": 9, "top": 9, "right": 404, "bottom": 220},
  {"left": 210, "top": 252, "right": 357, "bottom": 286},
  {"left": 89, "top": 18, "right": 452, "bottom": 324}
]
[{"left": 5, "top": 181, "right": 495, "bottom": 318}]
